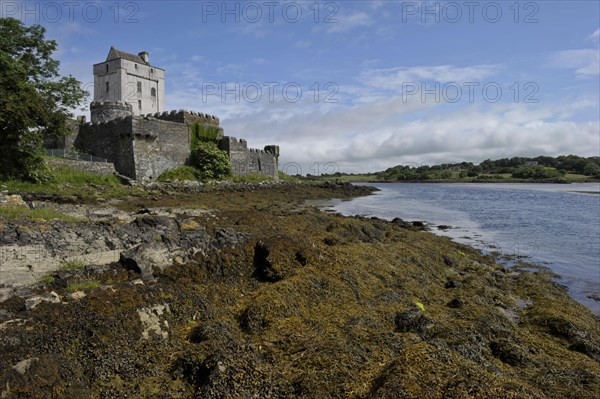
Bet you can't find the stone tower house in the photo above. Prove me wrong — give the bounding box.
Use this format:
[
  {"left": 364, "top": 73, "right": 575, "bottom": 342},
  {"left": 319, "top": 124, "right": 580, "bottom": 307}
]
[{"left": 93, "top": 47, "right": 165, "bottom": 117}]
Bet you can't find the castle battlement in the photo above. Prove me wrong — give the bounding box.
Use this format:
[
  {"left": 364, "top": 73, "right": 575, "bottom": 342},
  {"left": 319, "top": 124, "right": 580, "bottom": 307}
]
[{"left": 65, "top": 47, "right": 279, "bottom": 181}]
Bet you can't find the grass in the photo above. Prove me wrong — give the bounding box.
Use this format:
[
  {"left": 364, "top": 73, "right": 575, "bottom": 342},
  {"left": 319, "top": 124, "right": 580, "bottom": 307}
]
[
  {"left": 231, "top": 173, "right": 273, "bottom": 183},
  {"left": 66, "top": 280, "right": 100, "bottom": 292},
  {"left": 59, "top": 259, "right": 86, "bottom": 271},
  {"left": 41, "top": 276, "right": 55, "bottom": 284},
  {"left": 157, "top": 166, "right": 202, "bottom": 182},
  {"left": 1, "top": 161, "right": 139, "bottom": 200},
  {"left": 0, "top": 205, "right": 83, "bottom": 222}
]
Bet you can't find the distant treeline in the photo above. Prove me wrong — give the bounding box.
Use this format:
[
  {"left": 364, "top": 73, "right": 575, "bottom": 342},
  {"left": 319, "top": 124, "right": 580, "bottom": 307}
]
[{"left": 322, "top": 155, "right": 600, "bottom": 181}]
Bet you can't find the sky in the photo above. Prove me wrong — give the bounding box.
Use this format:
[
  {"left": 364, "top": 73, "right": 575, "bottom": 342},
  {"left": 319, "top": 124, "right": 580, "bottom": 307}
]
[{"left": 3, "top": 0, "right": 600, "bottom": 174}]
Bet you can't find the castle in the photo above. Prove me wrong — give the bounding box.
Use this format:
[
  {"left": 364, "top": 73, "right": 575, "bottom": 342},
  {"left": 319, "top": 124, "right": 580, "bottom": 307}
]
[{"left": 53, "top": 47, "right": 279, "bottom": 181}]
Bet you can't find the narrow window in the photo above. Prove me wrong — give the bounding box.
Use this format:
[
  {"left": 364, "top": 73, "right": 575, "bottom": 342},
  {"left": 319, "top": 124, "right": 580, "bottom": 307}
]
[
  {"left": 105, "top": 64, "right": 109, "bottom": 73},
  {"left": 138, "top": 100, "right": 142, "bottom": 110},
  {"left": 106, "top": 82, "right": 109, "bottom": 92},
  {"left": 135, "top": 64, "right": 138, "bottom": 69},
  {"left": 150, "top": 68, "right": 154, "bottom": 74},
  {"left": 137, "top": 81, "right": 142, "bottom": 93},
  {"left": 151, "top": 87, "right": 156, "bottom": 97}
]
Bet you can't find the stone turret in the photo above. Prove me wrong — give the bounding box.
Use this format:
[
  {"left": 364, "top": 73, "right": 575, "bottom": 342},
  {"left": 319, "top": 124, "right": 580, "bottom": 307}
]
[{"left": 90, "top": 101, "right": 133, "bottom": 123}]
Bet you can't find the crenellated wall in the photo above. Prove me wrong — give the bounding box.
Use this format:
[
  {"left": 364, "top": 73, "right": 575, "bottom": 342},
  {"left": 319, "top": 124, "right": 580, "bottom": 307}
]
[
  {"left": 147, "top": 109, "right": 220, "bottom": 127},
  {"left": 219, "top": 137, "right": 279, "bottom": 179},
  {"left": 73, "top": 102, "right": 279, "bottom": 181},
  {"left": 76, "top": 115, "right": 189, "bottom": 180}
]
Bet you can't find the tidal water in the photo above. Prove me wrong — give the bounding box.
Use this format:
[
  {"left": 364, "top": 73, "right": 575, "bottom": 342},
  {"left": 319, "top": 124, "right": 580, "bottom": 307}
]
[{"left": 325, "top": 183, "right": 600, "bottom": 314}]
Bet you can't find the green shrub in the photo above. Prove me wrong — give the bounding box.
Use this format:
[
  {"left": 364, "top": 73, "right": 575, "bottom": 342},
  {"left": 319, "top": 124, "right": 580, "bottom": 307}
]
[
  {"left": 189, "top": 141, "right": 232, "bottom": 180},
  {"left": 59, "top": 259, "right": 86, "bottom": 270},
  {"left": 67, "top": 280, "right": 100, "bottom": 292}
]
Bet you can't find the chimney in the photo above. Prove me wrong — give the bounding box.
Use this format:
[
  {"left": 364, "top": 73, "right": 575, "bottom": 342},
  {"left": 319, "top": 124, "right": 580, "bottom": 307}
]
[{"left": 138, "top": 51, "right": 149, "bottom": 63}]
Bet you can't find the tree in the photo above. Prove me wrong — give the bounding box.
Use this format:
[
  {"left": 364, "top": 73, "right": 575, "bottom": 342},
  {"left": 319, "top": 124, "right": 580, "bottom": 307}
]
[
  {"left": 189, "top": 141, "right": 232, "bottom": 180},
  {"left": 0, "top": 18, "right": 88, "bottom": 181}
]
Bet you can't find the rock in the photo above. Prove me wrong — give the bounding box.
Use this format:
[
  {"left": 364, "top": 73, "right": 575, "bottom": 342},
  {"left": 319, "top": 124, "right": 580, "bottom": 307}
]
[
  {"left": 67, "top": 291, "right": 86, "bottom": 301},
  {"left": 138, "top": 304, "right": 170, "bottom": 340},
  {"left": 25, "top": 291, "right": 61, "bottom": 311},
  {"left": 445, "top": 280, "right": 461, "bottom": 289},
  {"left": 394, "top": 308, "right": 434, "bottom": 334},
  {"left": 437, "top": 225, "right": 451, "bottom": 230},
  {"left": 213, "top": 227, "right": 248, "bottom": 248},
  {"left": 443, "top": 256, "right": 455, "bottom": 267},
  {"left": 119, "top": 242, "right": 173, "bottom": 281},
  {"left": 447, "top": 298, "right": 465, "bottom": 308},
  {"left": 0, "top": 194, "right": 28, "bottom": 208},
  {"left": 12, "top": 358, "right": 38, "bottom": 375}
]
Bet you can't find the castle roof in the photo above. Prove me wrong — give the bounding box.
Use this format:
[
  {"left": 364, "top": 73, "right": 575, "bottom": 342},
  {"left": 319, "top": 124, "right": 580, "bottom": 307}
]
[{"left": 106, "top": 46, "right": 149, "bottom": 65}]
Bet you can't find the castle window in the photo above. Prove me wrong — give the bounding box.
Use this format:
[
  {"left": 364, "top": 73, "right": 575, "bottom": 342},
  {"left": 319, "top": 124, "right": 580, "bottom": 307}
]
[
  {"left": 150, "top": 68, "right": 154, "bottom": 74},
  {"left": 106, "top": 82, "right": 109, "bottom": 92},
  {"left": 135, "top": 64, "right": 138, "bottom": 69},
  {"left": 105, "top": 64, "right": 108, "bottom": 73},
  {"left": 138, "top": 100, "right": 142, "bottom": 110},
  {"left": 151, "top": 87, "right": 156, "bottom": 97},
  {"left": 137, "top": 81, "right": 142, "bottom": 93}
]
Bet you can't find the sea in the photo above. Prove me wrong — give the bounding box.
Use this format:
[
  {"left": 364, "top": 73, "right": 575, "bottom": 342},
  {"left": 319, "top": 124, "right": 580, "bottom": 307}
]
[{"left": 323, "top": 182, "right": 600, "bottom": 315}]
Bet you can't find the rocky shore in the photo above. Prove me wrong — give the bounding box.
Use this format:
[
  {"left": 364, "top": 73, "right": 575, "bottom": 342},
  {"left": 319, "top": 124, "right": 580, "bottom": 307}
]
[{"left": 0, "top": 181, "right": 599, "bottom": 398}]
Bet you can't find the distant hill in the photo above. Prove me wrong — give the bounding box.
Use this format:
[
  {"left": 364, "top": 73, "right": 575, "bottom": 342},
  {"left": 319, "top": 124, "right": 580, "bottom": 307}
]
[{"left": 317, "top": 155, "right": 600, "bottom": 183}]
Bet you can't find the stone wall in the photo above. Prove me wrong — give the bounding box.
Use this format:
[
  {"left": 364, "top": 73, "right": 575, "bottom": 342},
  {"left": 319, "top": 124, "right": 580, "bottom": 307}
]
[
  {"left": 149, "top": 109, "right": 221, "bottom": 127},
  {"left": 219, "top": 136, "right": 279, "bottom": 179},
  {"left": 75, "top": 117, "right": 136, "bottom": 178},
  {"left": 46, "top": 158, "right": 116, "bottom": 176},
  {"left": 130, "top": 117, "right": 190, "bottom": 180},
  {"left": 76, "top": 116, "right": 190, "bottom": 180},
  {"left": 91, "top": 101, "right": 133, "bottom": 123}
]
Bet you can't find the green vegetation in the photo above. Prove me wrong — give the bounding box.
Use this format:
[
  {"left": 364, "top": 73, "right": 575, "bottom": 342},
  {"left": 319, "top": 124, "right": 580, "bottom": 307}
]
[
  {"left": 157, "top": 166, "right": 203, "bottom": 182},
  {"left": 0, "top": 18, "right": 88, "bottom": 182},
  {"left": 41, "top": 276, "right": 55, "bottom": 284},
  {"left": 0, "top": 205, "right": 82, "bottom": 222},
  {"left": 66, "top": 280, "right": 100, "bottom": 292},
  {"left": 189, "top": 141, "right": 232, "bottom": 180},
  {"left": 2, "top": 162, "right": 129, "bottom": 200},
  {"left": 232, "top": 173, "right": 273, "bottom": 183},
  {"left": 318, "top": 155, "right": 600, "bottom": 183},
  {"left": 189, "top": 123, "right": 221, "bottom": 147},
  {"left": 59, "top": 259, "right": 86, "bottom": 271}
]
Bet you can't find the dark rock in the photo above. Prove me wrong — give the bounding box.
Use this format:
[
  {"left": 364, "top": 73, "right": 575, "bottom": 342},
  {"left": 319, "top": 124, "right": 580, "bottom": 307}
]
[
  {"left": 489, "top": 339, "right": 529, "bottom": 366},
  {"left": 394, "top": 308, "right": 434, "bottom": 334},
  {"left": 412, "top": 221, "right": 425, "bottom": 227},
  {"left": 437, "top": 225, "right": 451, "bottom": 230},
  {"left": 213, "top": 227, "right": 248, "bottom": 248},
  {"left": 119, "top": 242, "right": 173, "bottom": 281},
  {"left": 447, "top": 298, "right": 464, "bottom": 308},
  {"left": 445, "top": 280, "right": 461, "bottom": 289},
  {"left": 443, "top": 256, "right": 455, "bottom": 267}
]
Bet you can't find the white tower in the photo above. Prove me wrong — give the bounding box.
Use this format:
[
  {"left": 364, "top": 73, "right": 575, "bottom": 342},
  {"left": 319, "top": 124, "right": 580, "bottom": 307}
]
[{"left": 92, "top": 47, "right": 165, "bottom": 116}]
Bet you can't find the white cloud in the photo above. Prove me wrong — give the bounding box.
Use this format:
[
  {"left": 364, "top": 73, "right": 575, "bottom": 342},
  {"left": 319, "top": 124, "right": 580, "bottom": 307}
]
[
  {"left": 551, "top": 49, "right": 600, "bottom": 78},
  {"left": 590, "top": 28, "right": 600, "bottom": 40},
  {"left": 359, "top": 65, "right": 501, "bottom": 89}
]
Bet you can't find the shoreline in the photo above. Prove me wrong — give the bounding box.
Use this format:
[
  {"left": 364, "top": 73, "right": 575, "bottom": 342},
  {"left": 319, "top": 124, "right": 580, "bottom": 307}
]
[{"left": 1, "top": 181, "right": 599, "bottom": 397}]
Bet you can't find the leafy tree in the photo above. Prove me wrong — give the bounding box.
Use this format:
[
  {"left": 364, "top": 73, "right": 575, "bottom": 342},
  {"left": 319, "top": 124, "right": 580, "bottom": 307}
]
[
  {"left": 189, "top": 141, "right": 232, "bottom": 180},
  {"left": 583, "top": 163, "right": 600, "bottom": 178},
  {"left": 0, "top": 18, "right": 88, "bottom": 181}
]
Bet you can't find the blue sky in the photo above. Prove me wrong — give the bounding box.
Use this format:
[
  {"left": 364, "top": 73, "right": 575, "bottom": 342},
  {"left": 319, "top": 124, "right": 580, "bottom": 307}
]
[{"left": 5, "top": 0, "right": 600, "bottom": 173}]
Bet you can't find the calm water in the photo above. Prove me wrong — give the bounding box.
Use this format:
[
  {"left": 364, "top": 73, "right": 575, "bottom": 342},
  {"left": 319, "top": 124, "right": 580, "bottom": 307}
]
[{"left": 326, "top": 183, "right": 600, "bottom": 314}]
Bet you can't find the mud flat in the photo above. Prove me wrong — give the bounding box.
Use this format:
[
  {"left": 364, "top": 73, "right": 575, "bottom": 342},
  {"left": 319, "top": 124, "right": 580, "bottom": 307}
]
[{"left": 0, "top": 182, "right": 599, "bottom": 398}]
